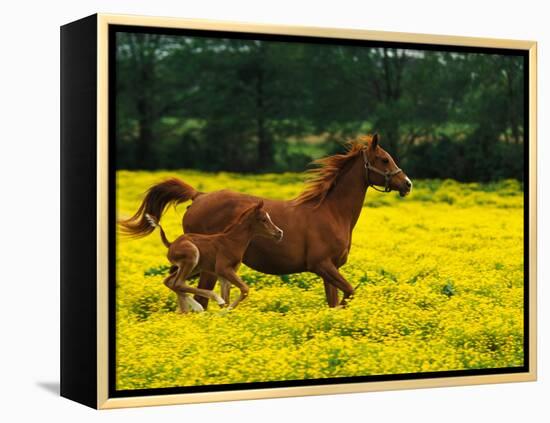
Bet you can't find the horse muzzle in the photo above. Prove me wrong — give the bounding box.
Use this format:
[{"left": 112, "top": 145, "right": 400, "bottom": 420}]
[{"left": 399, "top": 177, "right": 413, "bottom": 197}]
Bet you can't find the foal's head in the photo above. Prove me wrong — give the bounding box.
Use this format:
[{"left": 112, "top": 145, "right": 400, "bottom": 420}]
[
  {"left": 241, "top": 200, "right": 284, "bottom": 241},
  {"left": 363, "top": 134, "right": 412, "bottom": 197}
]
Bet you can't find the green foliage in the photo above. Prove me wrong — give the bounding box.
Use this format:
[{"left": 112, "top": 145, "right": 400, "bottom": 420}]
[
  {"left": 115, "top": 33, "right": 525, "bottom": 182},
  {"left": 131, "top": 292, "right": 177, "bottom": 321},
  {"left": 144, "top": 265, "right": 171, "bottom": 277},
  {"left": 442, "top": 281, "right": 456, "bottom": 297},
  {"left": 404, "top": 136, "right": 524, "bottom": 182}
]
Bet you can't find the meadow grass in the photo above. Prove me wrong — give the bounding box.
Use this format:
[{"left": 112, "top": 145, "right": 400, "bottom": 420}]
[{"left": 116, "top": 171, "right": 524, "bottom": 390}]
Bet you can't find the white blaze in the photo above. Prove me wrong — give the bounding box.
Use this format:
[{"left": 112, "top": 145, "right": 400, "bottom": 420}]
[
  {"left": 266, "top": 212, "right": 283, "bottom": 236},
  {"left": 406, "top": 176, "right": 413, "bottom": 192}
]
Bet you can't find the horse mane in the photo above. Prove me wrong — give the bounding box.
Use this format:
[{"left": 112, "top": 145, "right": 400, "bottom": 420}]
[{"left": 294, "top": 135, "right": 371, "bottom": 207}]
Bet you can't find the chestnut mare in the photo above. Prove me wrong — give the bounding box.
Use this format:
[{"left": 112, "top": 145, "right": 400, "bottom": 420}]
[{"left": 120, "top": 134, "right": 412, "bottom": 308}]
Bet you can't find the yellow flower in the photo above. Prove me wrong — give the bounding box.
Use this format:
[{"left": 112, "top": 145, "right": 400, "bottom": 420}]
[{"left": 115, "top": 171, "right": 524, "bottom": 390}]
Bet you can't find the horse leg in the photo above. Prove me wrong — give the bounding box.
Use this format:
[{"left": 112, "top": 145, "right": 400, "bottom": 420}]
[
  {"left": 172, "top": 270, "right": 225, "bottom": 311},
  {"left": 194, "top": 272, "right": 218, "bottom": 310},
  {"left": 166, "top": 261, "right": 199, "bottom": 313},
  {"left": 163, "top": 271, "right": 189, "bottom": 313},
  {"left": 315, "top": 262, "right": 355, "bottom": 307},
  {"left": 173, "top": 281, "right": 207, "bottom": 313},
  {"left": 182, "top": 285, "right": 225, "bottom": 307},
  {"left": 217, "top": 269, "right": 249, "bottom": 310},
  {"left": 220, "top": 279, "right": 232, "bottom": 305},
  {"left": 323, "top": 280, "right": 340, "bottom": 308}
]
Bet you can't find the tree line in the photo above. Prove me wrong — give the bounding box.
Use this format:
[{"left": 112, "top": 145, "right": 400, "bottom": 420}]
[{"left": 115, "top": 32, "right": 525, "bottom": 182}]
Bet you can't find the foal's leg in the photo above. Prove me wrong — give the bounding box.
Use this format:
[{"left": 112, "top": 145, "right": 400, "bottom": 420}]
[
  {"left": 220, "top": 279, "right": 232, "bottom": 305},
  {"left": 171, "top": 266, "right": 224, "bottom": 311},
  {"left": 166, "top": 260, "right": 204, "bottom": 313},
  {"left": 314, "top": 261, "right": 355, "bottom": 307},
  {"left": 194, "top": 272, "right": 218, "bottom": 310},
  {"left": 164, "top": 267, "right": 194, "bottom": 313},
  {"left": 172, "top": 268, "right": 207, "bottom": 314},
  {"left": 182, "top": 296, "right": 204, "bottom": 312},
  {"left": 217, "top": 269, "right": 249, "bottom": 310},
  {"left": 180, "top": 284, "right": 225, "bottom": 307},
  {"left": 163, "top": 271, "right": 186, "bottom": 313}
]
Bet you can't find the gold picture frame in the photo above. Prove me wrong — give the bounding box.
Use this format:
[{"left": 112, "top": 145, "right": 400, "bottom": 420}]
[{"left": 60, "top": 13, "right": 537, "bottom": 409}]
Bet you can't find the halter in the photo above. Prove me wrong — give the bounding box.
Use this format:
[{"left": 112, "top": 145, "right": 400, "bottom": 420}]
[{"left": 362, "top": 149, "right": 403, "bottom": 193}]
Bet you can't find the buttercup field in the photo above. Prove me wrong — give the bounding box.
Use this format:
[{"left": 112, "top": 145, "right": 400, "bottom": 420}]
[{"left": 116, "top": 170, "right": 523, "bottom": 390}]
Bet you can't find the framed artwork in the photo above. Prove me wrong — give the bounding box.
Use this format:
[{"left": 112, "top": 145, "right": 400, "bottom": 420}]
[{"left": 60, "top": 13, "right": 537, "bottom": 409}]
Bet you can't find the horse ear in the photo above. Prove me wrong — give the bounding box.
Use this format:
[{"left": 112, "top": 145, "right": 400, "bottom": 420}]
[
  {"left": 370, "top": 133, "right": 379, "bottom": 150},
  {"left": 255, "top": 199, "right": 264, "bottom": 210}
]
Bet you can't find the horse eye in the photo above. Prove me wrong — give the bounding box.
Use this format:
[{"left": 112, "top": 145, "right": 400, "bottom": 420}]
[{"left": 382, "top": 158, "right": 389, "bottom": 164}]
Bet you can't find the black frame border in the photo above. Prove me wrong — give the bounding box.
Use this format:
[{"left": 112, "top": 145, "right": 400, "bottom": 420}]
[
  {"left": 107, "top": 24, "right": 530, "bottom": 399},
  {"left": 60, "top": 14, "right": 99, "bottom": 409}
]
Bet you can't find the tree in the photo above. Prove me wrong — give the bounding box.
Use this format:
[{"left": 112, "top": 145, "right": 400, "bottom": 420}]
[{"left": 114, "top": 32, "right": 525, "bottom": 181}]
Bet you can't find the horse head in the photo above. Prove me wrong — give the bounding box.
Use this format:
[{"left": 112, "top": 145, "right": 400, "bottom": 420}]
[
  {"left": 363, "top": 133, "right": 412, "bottom": 197},
  {"left": 244, "top": 200, "right": 284, "bottom": 241}
]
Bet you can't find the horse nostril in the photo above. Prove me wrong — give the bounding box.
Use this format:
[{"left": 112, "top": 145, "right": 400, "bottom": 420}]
[{"left": 405, "top": 180, "right": 412, "bottom": 188}]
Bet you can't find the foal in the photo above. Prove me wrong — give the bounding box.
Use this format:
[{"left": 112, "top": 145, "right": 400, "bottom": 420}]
[{"left": 146, "top": 200, "right": 283, "bottom": 312}]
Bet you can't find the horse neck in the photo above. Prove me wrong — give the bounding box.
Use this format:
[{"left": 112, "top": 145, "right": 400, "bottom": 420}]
[
  {"left": 323, "top": 154, "right": 368, "bottom": 228},
  {"left": 223, "top": 217, "right": 255, "bottom": 253}
]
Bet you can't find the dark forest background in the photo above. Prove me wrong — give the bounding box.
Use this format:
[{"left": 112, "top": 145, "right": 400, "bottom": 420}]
[{"left": 115, "top": 32, "right": 525, "bottom": 182}]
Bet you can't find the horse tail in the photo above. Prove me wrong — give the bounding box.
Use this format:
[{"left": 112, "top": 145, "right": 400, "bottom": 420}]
[
  {"left": 118, "top": 178, "right": 202, "bottom": 238},
  {"left": 144, "top": 213, "right": 172, "bottom": 248}
]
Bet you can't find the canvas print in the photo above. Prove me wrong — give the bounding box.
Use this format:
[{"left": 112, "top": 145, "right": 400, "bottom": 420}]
[{"left": 114, "top": 28, "right": 526, "bottom": 393}]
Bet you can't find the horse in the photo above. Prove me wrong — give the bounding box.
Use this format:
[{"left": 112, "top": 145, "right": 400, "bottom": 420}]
[
  {"left": 120, "top": 134, "right": 412, "bottom": 308},
  {"left": 144, "top": 200, "right": 283, "bottom": 312}
]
